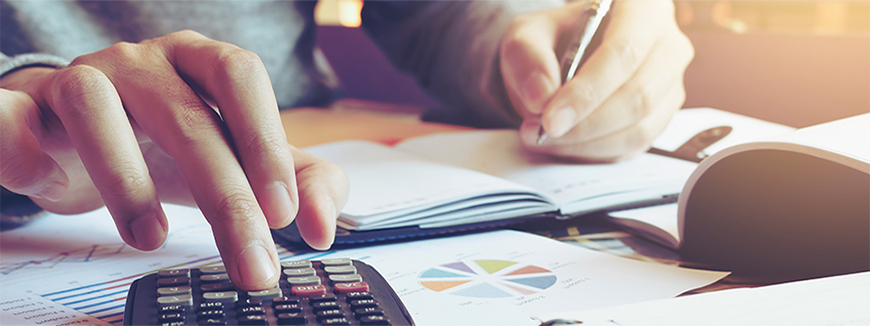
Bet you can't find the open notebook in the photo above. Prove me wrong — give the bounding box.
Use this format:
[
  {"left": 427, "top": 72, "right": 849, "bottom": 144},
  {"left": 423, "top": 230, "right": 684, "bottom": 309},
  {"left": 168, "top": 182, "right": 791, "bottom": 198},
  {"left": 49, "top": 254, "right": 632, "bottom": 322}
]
[
  {"left": 303, "top": 130, "right": 696, "bottom": 232},
  {"left": 274, "top": 108, "right": 787, "bottom": 246}
]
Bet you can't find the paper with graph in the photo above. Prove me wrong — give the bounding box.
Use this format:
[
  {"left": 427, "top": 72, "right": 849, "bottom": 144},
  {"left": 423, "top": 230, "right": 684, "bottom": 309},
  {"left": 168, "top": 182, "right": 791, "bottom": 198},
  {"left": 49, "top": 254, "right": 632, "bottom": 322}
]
[{"left": 0, "top": 206, "right": 727, "bottom": 325}]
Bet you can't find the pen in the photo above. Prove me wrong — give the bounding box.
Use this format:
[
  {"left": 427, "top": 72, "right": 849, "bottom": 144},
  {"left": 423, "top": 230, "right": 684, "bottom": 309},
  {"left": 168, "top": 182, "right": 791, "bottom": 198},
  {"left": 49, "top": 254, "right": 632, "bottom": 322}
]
[{"left": 537, "top": 0, "right": 614, "bottom": 145}]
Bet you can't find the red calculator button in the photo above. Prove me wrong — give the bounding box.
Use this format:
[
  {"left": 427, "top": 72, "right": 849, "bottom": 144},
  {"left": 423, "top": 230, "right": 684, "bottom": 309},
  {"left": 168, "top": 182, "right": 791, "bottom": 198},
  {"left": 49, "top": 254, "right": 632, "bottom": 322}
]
[
  {"left": 334, "top": 281, "right": 370, "bottom": 294},
  {"left": 292, "top": 284, "right": 327, "bottom": 296}
]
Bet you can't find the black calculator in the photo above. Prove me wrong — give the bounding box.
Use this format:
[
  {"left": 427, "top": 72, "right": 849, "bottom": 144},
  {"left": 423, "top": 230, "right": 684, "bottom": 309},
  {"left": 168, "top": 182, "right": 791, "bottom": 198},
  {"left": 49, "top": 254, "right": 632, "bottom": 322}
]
[{"left": 123, "top": 258, "right": 414, "bottom": 325}]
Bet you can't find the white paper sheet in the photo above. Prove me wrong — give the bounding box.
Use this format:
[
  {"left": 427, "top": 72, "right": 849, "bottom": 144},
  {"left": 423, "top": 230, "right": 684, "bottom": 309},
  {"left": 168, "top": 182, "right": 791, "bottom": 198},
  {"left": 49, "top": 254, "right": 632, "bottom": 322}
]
[
  {"left": 293, "top": 230, "right": 728, "bottom": 325},
  {"left": 534, "top": 271, "right": 870, "bottom": 326},
  {"left": 1, "top": 206, "right": 728, "bottom": 326},
  {"left": 0, "top": 204, "right": 224, "bottom": 325}
]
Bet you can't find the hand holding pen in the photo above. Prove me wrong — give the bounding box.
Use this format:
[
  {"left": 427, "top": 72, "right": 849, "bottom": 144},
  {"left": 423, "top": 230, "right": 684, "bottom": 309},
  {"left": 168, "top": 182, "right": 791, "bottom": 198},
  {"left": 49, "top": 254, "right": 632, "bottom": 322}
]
[{"left": 499, "top": 0, "right": 695, "bottom": 162}]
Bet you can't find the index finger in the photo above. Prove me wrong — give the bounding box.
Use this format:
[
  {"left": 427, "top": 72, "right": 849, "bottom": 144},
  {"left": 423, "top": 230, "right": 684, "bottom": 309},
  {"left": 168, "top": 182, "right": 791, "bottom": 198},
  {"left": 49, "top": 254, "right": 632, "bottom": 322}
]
[
  {"left": 543, "top": 0, "right": 670, "bottom": 137},
  {"left": 79, "top": 40, "right": 282, "bottom": 291},
  {"left": 168, "top": 31, "right": 299, "bottom": 231}
]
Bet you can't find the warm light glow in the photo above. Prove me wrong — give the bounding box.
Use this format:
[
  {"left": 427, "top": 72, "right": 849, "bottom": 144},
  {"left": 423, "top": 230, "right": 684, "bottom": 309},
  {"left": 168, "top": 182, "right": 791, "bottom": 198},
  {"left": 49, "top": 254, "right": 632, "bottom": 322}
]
[
  {"left": 676, "top": 1, "right": 869, "bottom": 36},
  {"left": 315, "top": 0, "right": 363, "bottom": 27},
  {"left": 815, "top": 1, "right": 848, "bottom": 35},
  {"left": 338, "top": 0, "right": 363, "bottom": 28}
]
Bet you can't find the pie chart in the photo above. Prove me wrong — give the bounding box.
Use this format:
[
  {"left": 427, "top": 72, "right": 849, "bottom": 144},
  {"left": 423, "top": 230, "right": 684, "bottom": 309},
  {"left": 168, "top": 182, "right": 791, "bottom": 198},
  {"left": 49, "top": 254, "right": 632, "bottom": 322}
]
[{"left": 418, "top": 259, "right": 557, "bottom": 298}]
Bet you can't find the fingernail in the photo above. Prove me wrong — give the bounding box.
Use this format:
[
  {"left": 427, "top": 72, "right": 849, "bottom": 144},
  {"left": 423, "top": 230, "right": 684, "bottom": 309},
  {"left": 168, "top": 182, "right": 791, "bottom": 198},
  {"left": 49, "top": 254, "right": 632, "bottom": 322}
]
[
  {"left": 521, "top": 72, "right": 555, "bottom": 113},
  {"left": 34, "top": 181, "right": 67, "bottom": 202},
  {"left": 237, "top": 245, "right": 277, "bottom": 288},
  {"left": 264, "top": 182, "right": 295, "bottom": 224},
  {"left": 130, "top": 213, "right": 166, "bottom": 250},
  {"left": 549, "top": 106, "right": 577, "bottom": 137}
]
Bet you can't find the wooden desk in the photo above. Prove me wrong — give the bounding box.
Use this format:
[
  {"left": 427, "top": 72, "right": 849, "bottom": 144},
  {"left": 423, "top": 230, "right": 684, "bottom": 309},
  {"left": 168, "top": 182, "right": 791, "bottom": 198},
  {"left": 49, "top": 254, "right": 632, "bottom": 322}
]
[{"left": 280, "top": 99, "right": 470, "bottom": 148}]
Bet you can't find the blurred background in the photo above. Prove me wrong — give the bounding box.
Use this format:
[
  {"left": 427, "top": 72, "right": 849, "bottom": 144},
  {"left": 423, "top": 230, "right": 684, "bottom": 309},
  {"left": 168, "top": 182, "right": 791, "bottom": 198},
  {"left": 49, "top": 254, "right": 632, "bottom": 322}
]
[{"left": 313, "top": 0, "right": 869, "bottom": 128}]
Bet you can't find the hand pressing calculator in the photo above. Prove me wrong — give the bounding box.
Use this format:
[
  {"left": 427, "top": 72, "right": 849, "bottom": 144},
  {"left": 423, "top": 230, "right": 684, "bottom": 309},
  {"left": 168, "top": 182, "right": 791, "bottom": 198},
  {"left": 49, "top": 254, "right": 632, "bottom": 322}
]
[{"left": 123, "top": 258, "right": 414, "bottom": 325}]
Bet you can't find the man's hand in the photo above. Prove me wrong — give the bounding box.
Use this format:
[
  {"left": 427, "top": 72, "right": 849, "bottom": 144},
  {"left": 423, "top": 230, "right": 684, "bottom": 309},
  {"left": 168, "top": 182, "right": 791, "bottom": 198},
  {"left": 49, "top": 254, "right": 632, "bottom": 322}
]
[
  {"left": 0, "top": 30, "right": 349, "bottom": 290},
  {"left": 500, "top": 0, "right": 693, "bottom": 161}
]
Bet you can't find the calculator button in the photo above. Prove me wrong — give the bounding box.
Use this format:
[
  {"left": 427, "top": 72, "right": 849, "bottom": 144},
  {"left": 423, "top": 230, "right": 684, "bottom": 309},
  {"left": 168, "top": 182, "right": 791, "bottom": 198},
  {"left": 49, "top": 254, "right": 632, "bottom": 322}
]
[
  {"left": 346, "top": 292, "right": 374, "bottom": 301},
  {"left": 350, "top": 299, "right": 379, "bottom": 310},
  {"left": 334, "top": 281, "right": 369, "bottom": 294},
  {"left": 354, "top": 307, "right": 384, "bottom": 317},
  {"left": 308, "top": 294, "right": 338, "bottom": 304},
  {"left": 360, "top": 315, "right": 390, "bottom": 325},
  {"left": 201, "top": 282, "right": 235, "bottom": 292},
  {"left": 237, "top": 298, "right": 263, "bottom": 308},
  {"left": 312, "top": 301, "right": 341, "bottom": 311},
  {"left": 237, "top": 314, "right": 268, "bottom": 325},
  {"left": 197, "top": 309, "right": 226, "bottom": 321},
  {"left": 198, "top": 302, "right": 224, "bottom": 312},
  {"left": 157, "top": 285, "right": 191, "bottom": 296},
  {"left": 158, "top": 269, "right": 190, "bottom": 278},
  {"left": 248, "top": 287, "right": 283, "bottom": 300},
  {"left": 320, "top": 258, "right": 352, "bottom": 266},
  {"left": 276, "top": 312, "right": 306, "bottom": 325},
  {"left": 324, "top": 266, "right": 356, "bottom": 274},
  {"left": 159, "top": 305, "right": 184, "bottom": 314},
  {"left": 200, "top": 265, "right": 227, "bottom": 274},
  {"left": 274, "top": 304, "right": 303, "bottom": 313},
  {"left": 272, "top": 296, "right": 301, "bottom": 306},
  {"left": 200, "top": 273, "right": 231, "bottom": 282},
  {"left": 157, "top": 277, "right": 190, "bottom": 287},
  {"left": 287, "top": 276, "right": 321, "bottom": 286},
  {"left": 291, "top": 284, "right": 327, "bottom": 297},
  {"left": 157, "top": 294, "right": 193, "bottom": 306},
  {"left": 281, "top": 260, "right": 312, "bottom": 269},
  {"left": 238, "top": 306, "right": 266, "bottom": 316},
  {"left": 316, "top": 309, "right": 345, "bottom": 320},
  {"left": 158, "top": 313, "right": 185, "bottom": 323},
  {"left": 328, "top": 274, "right": 362, "bottom": 283},
  {"left": 320, "top": 317, "right": 351, "bottom": 325},
  {"left": 159, "top": 322, "right": 185, "bottom": 326},
  {"left": 203, "top": 291, "right": 238, "bottom": 303},
  {"left": 200, "top": 318, "right": 228, "bottom": 325},
  {"left": 283, "top": 267, "right": 317, "bottom": 277}
]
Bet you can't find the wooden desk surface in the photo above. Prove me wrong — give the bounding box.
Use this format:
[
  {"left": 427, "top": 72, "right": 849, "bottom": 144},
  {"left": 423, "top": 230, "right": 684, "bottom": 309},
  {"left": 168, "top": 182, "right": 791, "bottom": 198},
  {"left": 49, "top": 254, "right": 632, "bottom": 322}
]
[{"left": 280, "top": 100, "right": 471, "bottom": 148}]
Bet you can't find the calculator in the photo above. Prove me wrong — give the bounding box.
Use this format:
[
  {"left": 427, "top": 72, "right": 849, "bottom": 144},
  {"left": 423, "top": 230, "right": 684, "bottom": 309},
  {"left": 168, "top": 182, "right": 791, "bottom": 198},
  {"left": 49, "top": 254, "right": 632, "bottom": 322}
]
[{"left": 123, "top": 258, "right": 414, "bottom": 325}]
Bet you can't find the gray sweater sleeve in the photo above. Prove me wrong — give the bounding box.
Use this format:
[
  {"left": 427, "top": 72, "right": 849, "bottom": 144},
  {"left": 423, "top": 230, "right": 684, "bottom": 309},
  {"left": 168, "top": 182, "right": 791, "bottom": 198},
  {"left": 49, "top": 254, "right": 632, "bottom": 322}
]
[
  {"left": 361, "top": 1, "right": 563, "bottom": 128},
  {"left": 0, "top": 53, "right": 69, "bottom": 78}
]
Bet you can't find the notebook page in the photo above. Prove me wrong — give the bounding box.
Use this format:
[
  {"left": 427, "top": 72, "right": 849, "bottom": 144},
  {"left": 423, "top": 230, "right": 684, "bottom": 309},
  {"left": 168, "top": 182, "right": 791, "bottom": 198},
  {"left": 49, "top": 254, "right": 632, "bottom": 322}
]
[
  {"left": 303, "top": 141, "right": 556, "bottom": 226},
  {"left": 395, "top": 131, "right": 696, "bottom": 214}
]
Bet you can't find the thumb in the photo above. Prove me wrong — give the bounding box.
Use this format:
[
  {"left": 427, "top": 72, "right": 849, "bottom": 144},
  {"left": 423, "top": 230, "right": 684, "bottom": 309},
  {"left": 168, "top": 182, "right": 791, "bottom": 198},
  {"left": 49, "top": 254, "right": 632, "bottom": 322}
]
[{"left": 500, "top": 14, "right": 562, "bottom": 116}]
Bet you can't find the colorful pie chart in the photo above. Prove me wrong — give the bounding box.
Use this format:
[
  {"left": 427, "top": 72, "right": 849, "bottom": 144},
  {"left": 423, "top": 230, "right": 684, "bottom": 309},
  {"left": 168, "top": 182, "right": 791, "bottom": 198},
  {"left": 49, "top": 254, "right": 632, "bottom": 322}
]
[{"left": 419, "top": 259, "right": 557, "bottom": 298}]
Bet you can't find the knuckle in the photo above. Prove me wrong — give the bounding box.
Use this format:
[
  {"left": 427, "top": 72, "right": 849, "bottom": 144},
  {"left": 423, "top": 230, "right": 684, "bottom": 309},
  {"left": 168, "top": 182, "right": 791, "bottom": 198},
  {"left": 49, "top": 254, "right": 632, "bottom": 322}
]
[
  {"left": 165, "top": 100, "right": 221, "bottom": 145},
  {"left": 212, "top": 48, "right": 264, "bottom": 80},
  {"left": 210, "top": 186, "right": 261, "bottom": 224},
  {"left": 104, "top": 41, "right": 140, "bottom": 59},
  {"left": 607, "top": 39, "right": 644, "bottom": 70},
  {"left": 50, "top": 65, "right": 114, "bottom": 113},
  {"left": 52, "top": 65, "right": 107, "bottom": 94},
  {"left": 164, "top": 30, "right": 206, "bottom": 43},
  {"left": 630, "top": 84, "right": 656, "bottom": 119},
  {"left": 573, "top": 83, "right": 597, "bottom": 104},
  {"left": 71, "top": 42, "right": 139, "bottom": 67},
  {"left": 100, "top": 167, "right": 152, "bottom": 200},
  {"left": 677, "top": 32, "right": 695, "bottom": 64},
  {"left": 242, "top": 132, "right": 286, "bottom": 159}
]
